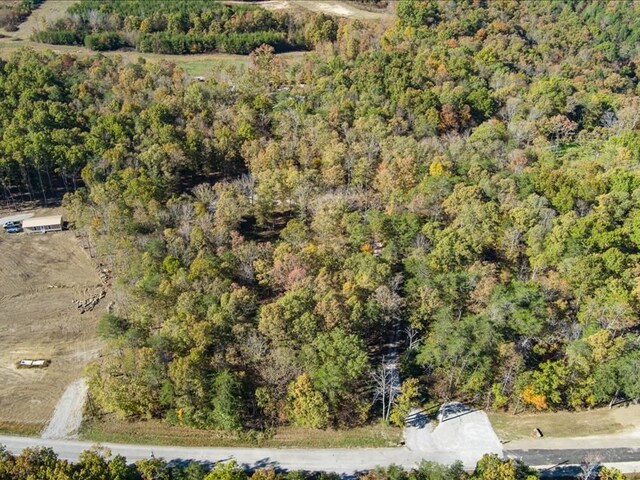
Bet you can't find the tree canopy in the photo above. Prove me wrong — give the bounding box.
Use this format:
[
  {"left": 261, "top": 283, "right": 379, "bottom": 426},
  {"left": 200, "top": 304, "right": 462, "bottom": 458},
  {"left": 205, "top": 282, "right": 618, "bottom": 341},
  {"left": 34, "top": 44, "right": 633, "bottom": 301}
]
[{"left": 2, "top": 0, "right": 640, "bottom": 432}]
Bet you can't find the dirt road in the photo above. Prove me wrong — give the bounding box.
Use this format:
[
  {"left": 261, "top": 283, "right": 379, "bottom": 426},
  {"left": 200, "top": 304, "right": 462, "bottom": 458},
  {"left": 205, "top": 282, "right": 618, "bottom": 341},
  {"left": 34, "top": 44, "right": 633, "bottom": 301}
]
[
  {"left": 232, "top": 1, "right": 393, "bottom": 20},
  {"left": 0, "top": 436, "right": 477, "bottom": 472},
  {"left": 41, "top": 378, "right": 87, "bottom": 439}
]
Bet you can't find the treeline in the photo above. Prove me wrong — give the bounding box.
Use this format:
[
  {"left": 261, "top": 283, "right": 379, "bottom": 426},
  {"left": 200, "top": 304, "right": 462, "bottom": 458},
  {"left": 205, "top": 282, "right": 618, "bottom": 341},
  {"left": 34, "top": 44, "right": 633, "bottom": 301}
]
[
  {"left": 31, "top": 0, "right": 323, "bottom": 54},
  {"left": 0, "top": 446, "right": 586, "bottom": 480},
  {"left": 136, "top": 31, "right": 303, "bottom": 55}
]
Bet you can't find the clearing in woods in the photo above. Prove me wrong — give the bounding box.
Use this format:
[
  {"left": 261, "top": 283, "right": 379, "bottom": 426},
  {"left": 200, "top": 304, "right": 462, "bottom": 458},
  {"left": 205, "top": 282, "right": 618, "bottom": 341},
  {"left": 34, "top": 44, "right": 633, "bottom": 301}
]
[
  {"left": 0, "top": 208, "right": 104, "bottom": 435},
  {"left": 0, "top": 0, "right": 305, "bottom": 75},
  {"left": 0, "top": 1, "right": 391, "bottom": 78}
]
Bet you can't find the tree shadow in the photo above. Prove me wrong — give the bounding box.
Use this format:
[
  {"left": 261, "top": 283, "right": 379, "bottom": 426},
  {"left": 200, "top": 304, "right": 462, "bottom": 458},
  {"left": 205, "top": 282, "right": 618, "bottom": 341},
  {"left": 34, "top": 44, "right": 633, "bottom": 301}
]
[
  {"left": 405, "top": 409, "right": 430, "bottom": 428},
  {"left": 440, "top": 408, "right": 479, "bottom": 423},
  {"left": 539, "top": 464, "right": 582, "bottom": 479}
]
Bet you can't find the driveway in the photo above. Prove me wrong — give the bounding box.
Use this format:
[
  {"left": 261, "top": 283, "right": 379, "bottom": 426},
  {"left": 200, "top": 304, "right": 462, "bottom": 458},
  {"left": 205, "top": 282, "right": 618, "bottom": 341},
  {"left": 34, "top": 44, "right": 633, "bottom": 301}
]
[
  {"left": 404, "top": 407, "right": 503, "bottom": 466},
  {"left": 41, "top": 378, "right": 87, "bottom": 439}
]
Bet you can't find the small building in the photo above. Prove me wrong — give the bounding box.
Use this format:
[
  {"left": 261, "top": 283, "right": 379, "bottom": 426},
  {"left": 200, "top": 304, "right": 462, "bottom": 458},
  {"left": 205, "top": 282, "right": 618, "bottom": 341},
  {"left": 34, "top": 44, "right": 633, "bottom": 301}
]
[{"left": 22, "top": 215, "right": 63, "bottom": 233}]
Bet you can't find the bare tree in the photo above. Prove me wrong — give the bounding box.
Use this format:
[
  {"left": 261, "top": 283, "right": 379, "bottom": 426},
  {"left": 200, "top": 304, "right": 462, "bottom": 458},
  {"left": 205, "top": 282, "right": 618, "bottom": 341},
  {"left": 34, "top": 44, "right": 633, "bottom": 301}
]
[
  {"left": 371, "top": 356, "right": 401, "bottom": 421},
  {"left": 404, "top": 325, "right": 421, "bottom": 351},
  {"left": 192, "top": 183, "right": 217, "bottom": 212},
  {"left": 240, "top": 330, "right": 269, "bottom": 365},
  {"left": 580, "top": 453, "right": 601, "bottom": 480},
  {"left": 372, "top": 274, "right": 405, "bottom": 323},
  {"left": 600, "top": 110, "right": 617, "bottom": 129},
  {"left": 234, "top": 174, "right": 256, "bottom": 206},
  {"left": 615, "top": 98, "right": 640, "bottom": 133}
]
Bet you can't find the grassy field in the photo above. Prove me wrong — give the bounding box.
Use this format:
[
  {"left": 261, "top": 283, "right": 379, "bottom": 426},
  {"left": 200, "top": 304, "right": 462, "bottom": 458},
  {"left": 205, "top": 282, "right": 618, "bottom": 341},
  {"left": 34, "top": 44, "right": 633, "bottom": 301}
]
[
  {"left": 0, "top": 421, "right": 43, "bottom": 437},
  {"left": 489, "top": 404, "right": 640, "bottom": 442},
  {"left": 0, "top": 36, "right": 308, "bottom": 77},
  {"left": 82, "top": 418, "right": 402, "bottom": 448}
]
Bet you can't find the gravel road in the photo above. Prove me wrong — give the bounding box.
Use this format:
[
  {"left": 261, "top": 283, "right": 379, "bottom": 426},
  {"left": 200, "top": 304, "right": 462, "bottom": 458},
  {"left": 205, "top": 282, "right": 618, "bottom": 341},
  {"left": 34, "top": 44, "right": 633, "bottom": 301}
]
[
  {"left": 0, "top": 435, "right": 639, "bottom": 474},
  {"left": 0, "top": 435, "right": 473, "bottom": 472},
  {"left": 41, "top": 378, "right": 87, "bottom": 439}
]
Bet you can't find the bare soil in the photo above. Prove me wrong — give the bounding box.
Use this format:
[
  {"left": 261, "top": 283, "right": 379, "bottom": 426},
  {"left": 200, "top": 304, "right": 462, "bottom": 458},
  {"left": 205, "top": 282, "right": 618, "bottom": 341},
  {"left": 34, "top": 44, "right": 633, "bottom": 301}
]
[
  {"left": 224, "top": 1, "right": 392, "bottom": 20},
  {"left": 0, "top": 208, "right": 104, "bottom": 433},
  {"left": 41, "top": 378, "right": 88, "bottom": 438},
  {"left": 10, "top": 0, "right": 75, "bottom": 40}
]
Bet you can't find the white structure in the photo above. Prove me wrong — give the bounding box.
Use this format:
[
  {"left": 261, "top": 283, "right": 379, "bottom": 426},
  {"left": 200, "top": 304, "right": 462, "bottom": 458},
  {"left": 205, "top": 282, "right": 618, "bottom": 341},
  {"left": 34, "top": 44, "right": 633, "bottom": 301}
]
[{"left": 22, "top": 215, "right": 63, "bottom": 233}]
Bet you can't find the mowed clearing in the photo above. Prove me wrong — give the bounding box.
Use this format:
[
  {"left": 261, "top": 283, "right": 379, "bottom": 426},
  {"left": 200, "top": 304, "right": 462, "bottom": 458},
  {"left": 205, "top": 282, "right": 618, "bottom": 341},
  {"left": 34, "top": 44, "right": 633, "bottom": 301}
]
[
  {"left": 489, "top": 404, "right": 640, "bottom": 442},
  {"left": 0, "top": 214, "right": 103, "bottom": 434}
]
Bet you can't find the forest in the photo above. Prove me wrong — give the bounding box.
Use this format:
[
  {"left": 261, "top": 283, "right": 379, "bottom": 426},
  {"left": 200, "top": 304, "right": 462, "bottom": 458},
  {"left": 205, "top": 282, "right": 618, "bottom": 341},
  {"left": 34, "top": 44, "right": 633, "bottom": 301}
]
[
  {"left": 1, "top": 0, "right": 640, "bottom": 433},
  {"left": 0, "top": 447, "right": 555, "bottom": 480},
  {"left": 31, "top": 0, "right": 330, "bottom": 54}
]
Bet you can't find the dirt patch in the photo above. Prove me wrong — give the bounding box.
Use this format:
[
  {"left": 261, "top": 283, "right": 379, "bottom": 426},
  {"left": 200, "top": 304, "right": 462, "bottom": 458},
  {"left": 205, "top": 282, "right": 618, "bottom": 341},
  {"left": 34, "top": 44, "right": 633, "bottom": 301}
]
[
  {"left": 222, "top": 0, "right": 392, "bottom": 20},
  {"left": 289, "top": 0, "right": 391, "bottom": 19},
  {"left": 0, "top": 211, "right": 104, "bottom": 432},
  {"left": 8, "top": 0, "right": 76, "bottom": 40}
]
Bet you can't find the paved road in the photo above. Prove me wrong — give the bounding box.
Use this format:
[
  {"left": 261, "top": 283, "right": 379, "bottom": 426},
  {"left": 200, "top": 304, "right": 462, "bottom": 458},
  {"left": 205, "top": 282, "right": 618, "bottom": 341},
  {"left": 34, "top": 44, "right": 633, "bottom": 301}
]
[
  {"left": 1, "top": 435, "right": 639, "bottom": 474},
  {"left": 0, "top": 435, "right": 473, "bottom": 473},
  {"left": 507, "top": 447, "right": 640, "bottom": 465}
]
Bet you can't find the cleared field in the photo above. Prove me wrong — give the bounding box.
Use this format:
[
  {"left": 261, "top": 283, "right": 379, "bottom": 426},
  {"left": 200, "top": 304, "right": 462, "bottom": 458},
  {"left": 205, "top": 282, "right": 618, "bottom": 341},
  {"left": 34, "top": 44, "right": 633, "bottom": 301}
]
[
  {"left": 489, "top": 404, "right": 640, "bottom": 442},
  {"left": 0, "top": 210, "right": 104, "bottom": 434},
  {"left": 224, "top": 1, "right": 393, "bottom": 20},
  {"left": 0, "top": 0, "right": 307, "bottom": 77},
  {"left": 0, "top": 34, "right": 306, "bottom": 78}
]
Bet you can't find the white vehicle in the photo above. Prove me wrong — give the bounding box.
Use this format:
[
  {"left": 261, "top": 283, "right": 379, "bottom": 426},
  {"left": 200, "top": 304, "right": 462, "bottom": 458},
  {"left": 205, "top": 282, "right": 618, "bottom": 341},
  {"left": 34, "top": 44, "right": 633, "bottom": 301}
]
[{"left": 3, "top": 220, "right": 20, "bottom": 229}]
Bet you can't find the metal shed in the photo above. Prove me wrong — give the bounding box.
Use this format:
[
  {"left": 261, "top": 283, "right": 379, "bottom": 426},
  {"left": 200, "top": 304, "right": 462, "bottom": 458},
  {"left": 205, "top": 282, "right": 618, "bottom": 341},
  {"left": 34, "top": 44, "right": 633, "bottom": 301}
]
[{"left": 22, "top": 215, "right": 63, "bottom": 233}]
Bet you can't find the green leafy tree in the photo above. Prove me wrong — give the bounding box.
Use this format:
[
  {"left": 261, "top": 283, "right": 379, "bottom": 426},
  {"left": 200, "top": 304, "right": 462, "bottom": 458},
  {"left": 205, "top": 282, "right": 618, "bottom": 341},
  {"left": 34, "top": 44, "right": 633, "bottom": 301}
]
[
  {"left": 209, "top": 370, "right": 243, "bottom": 431},
  {"left": 302, "top": 329, "right": 369, "bottom": 407},
  {"left": 286, "top": 373, "right": 329, "bottom": 429},
  {"left": 389, "top": 378, "right": 420, "bottom": 427}
]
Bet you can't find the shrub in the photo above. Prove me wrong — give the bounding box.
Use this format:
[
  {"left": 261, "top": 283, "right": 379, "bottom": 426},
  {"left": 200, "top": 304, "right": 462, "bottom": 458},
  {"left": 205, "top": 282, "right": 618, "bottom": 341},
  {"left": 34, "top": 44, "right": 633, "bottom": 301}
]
[{"left": 84, "top": 31, "right": 124, "bottom": 51}]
